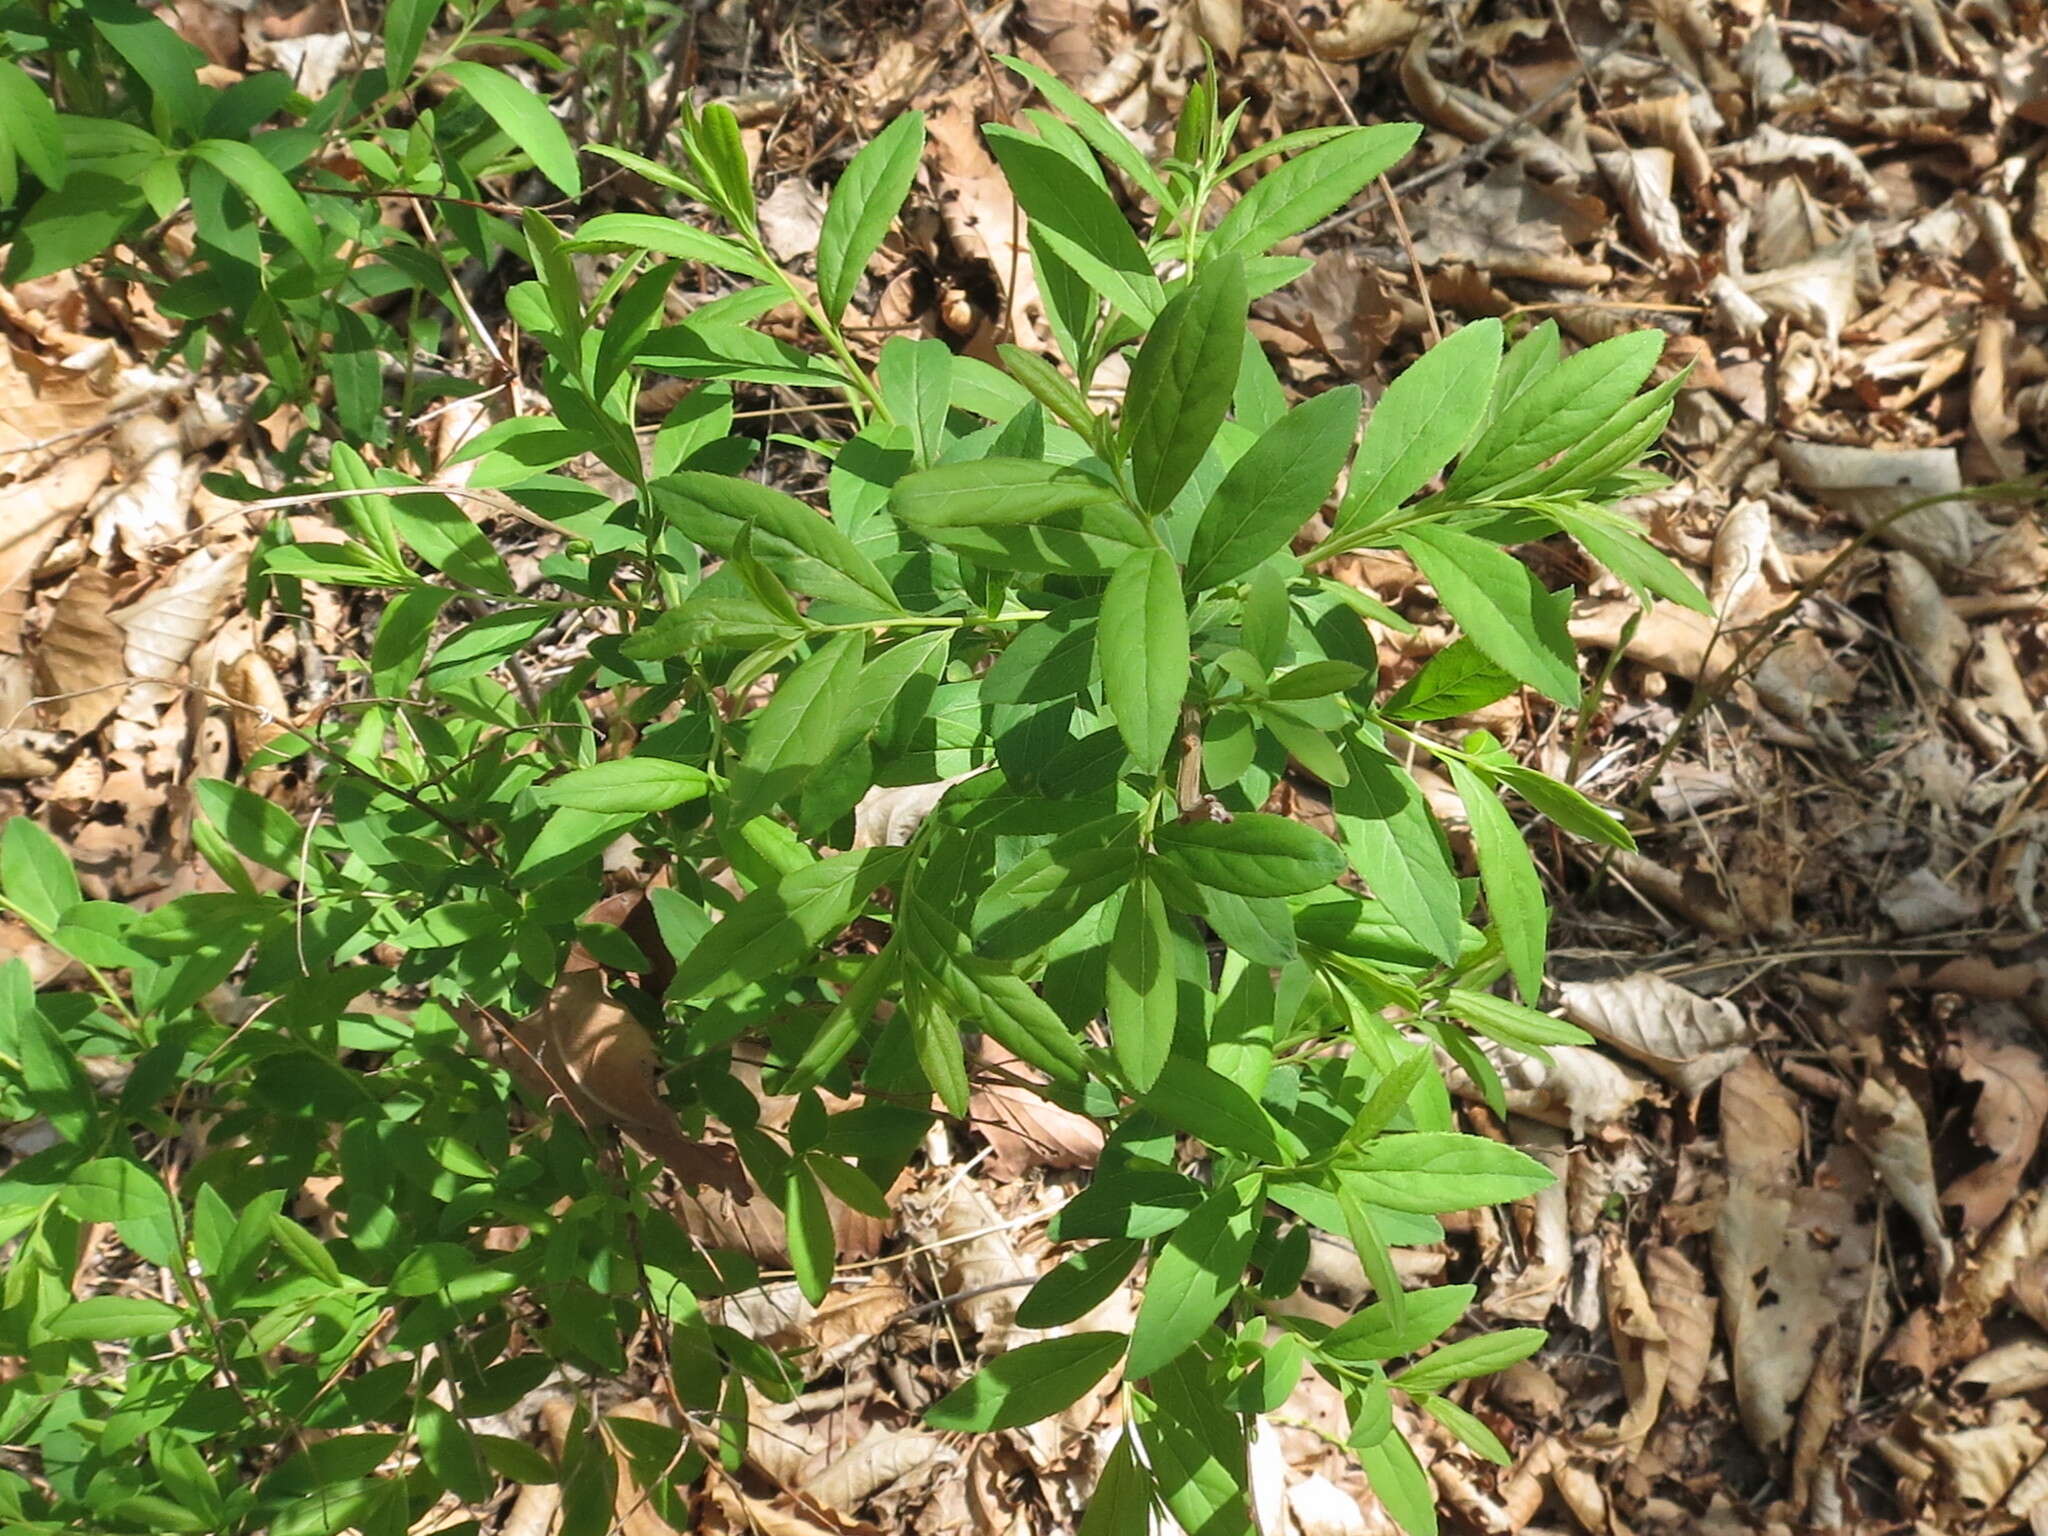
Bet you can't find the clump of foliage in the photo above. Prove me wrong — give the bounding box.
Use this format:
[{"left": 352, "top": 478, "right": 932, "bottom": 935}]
[{"left": 0, "top": 18, "right": 1708, "bottom": 1535}]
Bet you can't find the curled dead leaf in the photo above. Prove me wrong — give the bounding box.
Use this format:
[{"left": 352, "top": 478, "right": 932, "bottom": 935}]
[{"left": 1556, "top": 973, "right": 1752, "bottom": 1096}]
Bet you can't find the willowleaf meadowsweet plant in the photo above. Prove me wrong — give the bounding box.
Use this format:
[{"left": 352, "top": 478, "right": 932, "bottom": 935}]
[{"left": 0, "top": 38, "right": 1714, "bottom": 1536}]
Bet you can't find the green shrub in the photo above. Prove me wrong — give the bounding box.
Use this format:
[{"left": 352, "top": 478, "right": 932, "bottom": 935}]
[{"left": 0, "top": 32, "right": 1708, "bottom": 1536}]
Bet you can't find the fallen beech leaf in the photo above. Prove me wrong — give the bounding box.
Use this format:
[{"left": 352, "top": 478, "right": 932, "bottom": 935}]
[
  {"left": 1955, "top": 1339, "right": 2048, "bottom": 1401},
  {"left": 1775, "top": 438, "right": 1991, "bottom": 580},
  {"left": 968, "top": 1039, "right": 1103, "bottom": 1180},
  {"left": 850, "top": 771, "right": 979, "bottom": 849},
  {"left": 1556, "top": 973, "right": 1751, "bottom": 1096},
  {"left": 34, "top": 564, "right": 128, "bottom": 736},
  {"left": 1646, "top": 1244, "right": 1716, "bottom": 1411},
  {"left": 1885, "top": 550, "right": 1970, "bottom": 687},
  {"left": 1927, "top": 1421, "right": 2045, "bottom": 1507},
  {"left": 109, "top": 546, "right": 245, "bottom": 706},
  {"left": 1583, "top": 1234, "right": 1669, "bottom": 1445},
  {"left": 1879, "top": 865, "right": 1980, "bottom": 936},
  {"left": 0, "top": 449, "right": 110, "bottom": 652},
  {"left": 803, "top": 1425, "right": 955, "bottom": 1515},
  {"left": 528, "top": 970, "right": 748, "bottom": 1198},
  {"left": 1847, "top": 1076, "right": 1953, "bottom": 1281},
  {"left": 1943, "top": 1030, "right": 2048, "bottom": 1232}
]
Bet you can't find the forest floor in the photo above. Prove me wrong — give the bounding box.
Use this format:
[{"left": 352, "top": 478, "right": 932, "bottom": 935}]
[{"left": 5, "top": 0, "right": 2048, "bottom": 1533}]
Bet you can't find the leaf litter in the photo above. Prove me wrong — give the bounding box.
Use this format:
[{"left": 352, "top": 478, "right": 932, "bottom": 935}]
[{"left": 7, "top": 0, "right": 2048, "bottom": 1532}]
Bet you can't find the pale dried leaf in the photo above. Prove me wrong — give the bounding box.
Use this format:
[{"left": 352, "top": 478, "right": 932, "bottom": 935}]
[
  {"left": 1289, "top": 1474, "right": 1373, "bottom": 1536},
  {"left": 90, "top": 415, "right": 192, "bottom": 560},
  {"left": 1583, "top": 1235, "right": 1669, "bottom": 1445},
  {"left": 1595, "top": 147, "right": 1692, "bottom": 263},
  {"left": 968, "top": 1040, "right": 1104, "bottom": 1180},
  {"left": 851, "top": 772, "right": 979, "bottom": 849},
  {"left": 1848, "top": 1076, "right": 1953, "bottom": 1281},
  {"left": 34, "top": 564, "right": 128, "bottom": 735},
  {"left": 1879, "top": 865, "right": 1981, "bottom": 936},
  {"left": 1774, "top": 438, "right": 1991, "bottom": 579},
  {"left": 1945, "top": 1031, "right": 2048, "bottom": 1232},
  {"left": 1929, "top": 1422, "right": 2046, "bottom": 1507},
  {"left": 759, "top": 179, "right": 829, "bottom": 265},
  {"left": 109, "top": 546, "right": 244, "bottom": 701},
  {"left": 804, "top": 1426, "right": 955, "bottom": 1515},
  {"left": 1557, "top": 973, "right": 1752, "bottom": 1096},
  {"left": 1957, "top": 1340, "right": 2048, "bottom": 1401},
  {"left": 1646, "top": 1244, "right": 1716, "bottom": 1411},
  {"left": 1885, "top": 550, "right": 1970, "bottom": 687},
  {"left": 0, "top": 450, "right": 109, "bottom": 652}
]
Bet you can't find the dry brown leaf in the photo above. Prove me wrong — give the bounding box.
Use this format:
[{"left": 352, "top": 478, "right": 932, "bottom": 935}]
[
  {"left": 759, "top": 179, "right": 829, "bottom": 265},
  {"left": 1944, "top": 1031, "right": 2048, "bottom": 1232},
  {"left": 1556, "top": 973, "right": 1751, "bottom": 1096},
  {"left": 1879, "top": 865, "right": 1980, "bottom": 936},
  {"left": 1456, "top": 1038, "right": 1650, "bottom": 1135},
  {"left": 1287, "top": 1474, "right": 1373, "bottom": 1536},
  {"left": 850, "top": 772, "right": 979, "bottom": 849},
  {"left": 803, "top": 1425, "right": 955, "bottom": 1516},
  {"left": 523, "top": 970, "right": 748, "bottom": 1198},
  {"left": 1596, "top": 147, "right": 1692, "bottom": 264},
  {"left": 1308, "top": 0, "right": 1426, "bottom": 61},
  {"left": 1645, "top": 1244, "right": 1716, "bottom": 1411},
  {"left": 1847, "top": 1075, "right": 1953, "bottom": 1281},
  {"left": 109, "top": 546, "right": 244, "bottom": 705},
  {"left": 0, "top": 449, "right": 110, "bottom": 652},
  {"left": 1956, "top": 1340, "right": 2048, "bottom": 1401},
  {"left": 1583, "top": 1235, "right": 1669, "bottom": 1446},
  {"left": 968, "top": 1040, "right": 1103, "bottom": 1180},
  {"left": 90, "top": 415, "right": 192, "bottom": 560},
  {"left": 34, "top": 564, "right": 128, "bottom": 736},
  {"left": 1774, "top": 438, "right": 1991, "bottom": 580},
  {"left": 1409, "top": 164, "right": 1614, "bottom": 287},
  {"left": 1927, "top": 1421, "right": 2046, "bottom": 1507},
  {"left": 1884, "top": 550, "right": 1970, "bottom": 687}
]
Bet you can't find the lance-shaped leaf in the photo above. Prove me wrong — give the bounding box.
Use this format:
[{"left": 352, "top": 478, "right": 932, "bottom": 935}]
[
  {"left": 1099, "top": 546, "right": 1188, "bottom": 771},
  {"left": 1120, "top": 255, "right": 1249, "bottom": 514}
]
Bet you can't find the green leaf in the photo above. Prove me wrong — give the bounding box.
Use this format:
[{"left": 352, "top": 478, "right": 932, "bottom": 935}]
[
  {"left": 1447, "top": 328, "right": 1665, "bottom": 498},
  {"left": 998, "top": 55, "right": 1169, "bottom": 206},
  {"left": 932, "top": 948, "right": 1090, "bottom": 1083},
  {"left": 478, "top": 1433, "right": 559, "bottom": 1486},
  {"left": 0, "top": 59, "right": 66, "bottom": 191},
  {"left": 668, "top": 848, "right": 902, "bottom": 1001},
  {"left": 893, "top": 459, "right": 1147, "bottom": 575},
  {"left": 891, "top": 456, "right": 1120, "bottom": 528},
  {"left": 1382, "top": 638, "right": 1518, "bottom": 722},
  {"left": 1393, "top": 1327, "right": 1546, "bottom": 1394},
  {"left": 1331, "top": 747, "right": 1463, "bottom": 964},
  {"left": 1443, "top": 987, "right": 1589, "bottom": 1053},
  {"left": 439, "top": 61, "right": 581, "bottom": 196},
  {"left": 1016, "top": 1238, "right": 1145, "bottom": 1329},
  {"left": 186, "top": 139, "right": 322, "bottom": 267},
  {"left": 2, "top": 817, "right": 80, "bottom": 930},
  {"left": 1076, "top": 1430, "right": 1154, "bottom": 1536},
  {"left": 566, "top": 212, "right": 772, "bottom": 279},
  {"left": 382, "top": 0, "right": 436, "bottom": 80},
  {"left": 907, "top": 978, "right": 969, "bottom": 1117},
  {"left": 47, "top": 1294, "right": 185, "bottom": 1340},
  {"left": 1544, "top": 500, "right": 1712, "bottom": 616},
  {"left": 1120, "top": 255, "right": 1249, "bottom": 514},
  {"left": 782, "top": 1164, "right": 835, "bottom": 1305},
  {"left": 974, "top": 820, "right": 1138, "bottom": 959},
  {"left": 926, "top": 1332, "right": 1128, "bottom": 1431},
  {"left": 533, "top": 758, "right": 714, "bottom": 814},
  {"left": 983, "top": 125, "right": 1163, "bottom": 323},
  {"left": 1320, "top": 1283, "right": 1476, "bottom": 1362},
  {"left": 1445, "top": 755, "right": 1546, "bottom": 1003},
  {"left": 1126, "top": 1179, "right": 1258, "bottom": 1379},
  {"left": 1050, "top": 1170, "right": 1207, "bottom": 1242},
  {"left": 1345, "top": 1132, "right": 1554, "bottom": 1213},
  {"left": 1420, "top": 1392, "right": 1512, "bottom": 1465},
  {"left": 82, "top": 0, "right": 208, "bottom": 134},
  {"left": 1359, "top": 1426, "right": 1437, "bottom": 1536},
  {"left": 733, "top": 633, "right": 866, "bottom": 817},
  {"left": 3, "top": 169, "right": 148, "bottom": 282},
  {"left": 689, "top": 101, "right": 755, "bottom": 227},
  {"left": 654, "top": 472, "right": 900, "bottom": 614},
  {"left": 1142, "top": 1058, "right": 1293, "bottom": 1165},
  {"left": 1184, "top": 385, "right": 1358, "bottom": 590},
  {"left": 878, "top": 336, "right": 952, "bottom": 468},
  {"left": 1267, "top": 659, "right": 1369, "bottom": 701},
  {"left": 1398, "top": 524, "right": 1578, "bottom": 703},
  {"left": 817, "top": 111, "right": 925, "bottom": 319},
  {"left": 1209, "top": 124, "right": 1421, "bottom": 259},
  {"left": 380, "top": 487, "right": 514, "bottom": 595},
  {"left": 1154, "top": 813, "right": 1344, "bottom": 898},
  {"left": 1490, "top": 761, "right": 1634, "bottom": 851},
  {"left": 1099, "top": 546, "right": 1188, "bottom": 770},
  {"left": 1335, "top": 318, "right": 1501, "bottom": 536},
  {"left": 1107, "top": 877, "right": 1175, "bottom": 1093}
]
